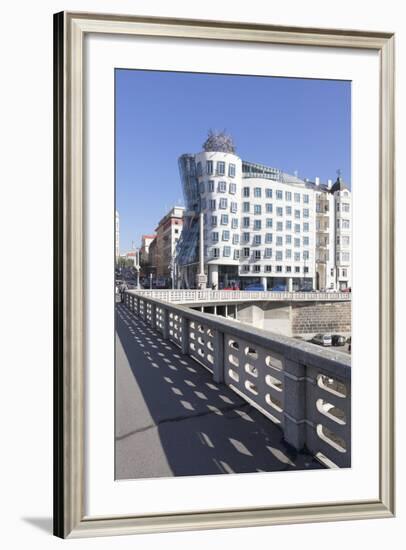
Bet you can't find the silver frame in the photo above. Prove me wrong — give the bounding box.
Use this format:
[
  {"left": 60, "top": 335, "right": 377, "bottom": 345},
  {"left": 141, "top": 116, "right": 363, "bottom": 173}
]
[{"left": 53, "top": 11, "right": 395, "bottom": 538}]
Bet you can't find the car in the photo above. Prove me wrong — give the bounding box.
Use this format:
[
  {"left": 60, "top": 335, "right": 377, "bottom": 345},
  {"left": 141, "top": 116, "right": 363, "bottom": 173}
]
[
  {"left": 271, "top": 284, "right": 287, "bottom": 292},
  {"left": 244, "top": 283, "right": 265, "bottom": 291},
  {"left": 331, "top": 334, "right": 346, "bottom": 346},
  {"left": 311, "top": 333, "right": 332, "bottom": 347}
]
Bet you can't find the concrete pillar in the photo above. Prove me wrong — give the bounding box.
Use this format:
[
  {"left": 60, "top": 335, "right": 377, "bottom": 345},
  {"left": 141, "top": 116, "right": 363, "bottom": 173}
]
[
  {"left": 136, "top": 297, "right": 140, "bottom": 316},
  {"left": 288, "top": 277, "right": 293, "bottom": 292},
  {"left": 210, "top": 264, "right": 219, "bottom": 289},
  {"left": 261, "top": 277, "right": 267, "bottom": 290},
  {"left": 225, "top": 304, "right": 228, "bottom": 317},
  {"left": 162, "top": 308, "right": 170, "bottom": 340},
  {"left": 213, "top": 329, "right": 224, "bottom": 383},
  {"left": 214, "top": 305, "right": 217, "bottom": 316},
  {"left": 151, "top": 303, "right": 156, "bottom": 329},
  {"left": 283, "top": 359, "right": 307, "bottom": 450},
  {"left": 181, "top": 316, "right": 189, "bottom": 355}
]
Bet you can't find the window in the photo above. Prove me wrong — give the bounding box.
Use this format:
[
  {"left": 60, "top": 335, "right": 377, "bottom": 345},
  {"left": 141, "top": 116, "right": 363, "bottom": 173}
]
[
  {"left": 303, "top": 222, "right": 309, "bottom": 232},
  {"left": 294, "top": 238, "right": 300, "bottom": 247},
  {"left": 286, "top": 220, "right": 292, "bottom": 231},
  {"left": 230, "top": 202, "right": 238, "bottom": 213},
  {"left": 243, "top": 202, "right": 250, "bottom": 213},
  {"left": 243, "top": 217, "right": 250, "bottom": 228},
  {"left": 223, "top": 246, "right": 231, "bottom": 257},
  {"left": 199, "top": 182, "right": 205, "bottom": 193},
  {"left": 243, "top": 247, "right": 250, "bottom": 258},
  {"left": 265, "top": 188, "right": 273, "bottom": 198},
  {"left": 228, "top": 163, "right": 236, "bottom": 178},
  {"left": 342, "top": 268, "right": 347, "bottom": 277},
  {"left": 211, "top": 216, "right": 217, "bottom": 227},
  {"left": 285, "top": 235, "right": 292, "bottom": 245},
  {"left": 276, "top": 250, "right": 283, "bottom": 261},
  {"left": 254, "top": 250, "right": 261, "bottom": 260},
  {"left": 294, "top": 224, "right": 300, "bottom": 233},
  {"left": 231, "top": 218, "right": 238, "bottom": 229},
  {"left": 254, "top": 219, "right": 262, "bottom": 230},
  {"left": 265, "top": 248, "right": 272, "bottom": 258},
  {"left": 294, "top": 209, "right": 300, "bottom": 219},
  {"left": 304, "top": 266, "right": 309, "bottom": 274},
  {"left": 222, "top": 230, "right": 230, "bottom": 241},
  {"left": 276, "top": 265, "right": 283, "bottom": 272},
  {"left": 221, "top": 214, "right": 229, "bottom": 225},
  {"left": 196, "top": 161, "right": 202, "bottom": 176},
  {"left": 276, "top": 207, "right": 283, "bottom": 217},
  {"left": 265, "top": 233, "right": 273, "bottom": 243},
  {"left": 212, "top": 232, "right": 219, "bottom": 243},
  {"left": 303, "top": 250, "right": 310, "bottom": 261},
  {"left": 242, "top": 265, "right": 250, "bottom": 273},
  {"left": 285, "top": 206, "right": 292, "bottom": 216},
  {"left": 342, "top": 219, "right": 350, "bottom": 229},
  {"left": 265, "top": 265, "right": 272, "bottom": 272},
  {"left": 285, "top": 191, "right": 292, "bottom": 201},
  {"left": 303, "top": 208, "right": 309, "bottom": 218},
  {"left": 254, "top": 235, "right": 261, "bottom": 245},
  {"left": 303, "top": 194, "right": 309, "bottom": 204},
  {"left": 276, "top": 221, "right": 283, "bottom": 231},
  {"left": 219, "top": 198, "right": 228, "bottom": 209},
  {"left": 206, "top": 161, "right": 213, "bottom": 175},
  {"left": 253, "top": 265, "right": 261, "bottom": 273},
  {"left": 266, "top": 203, "right": 273, "bottom": 213},
  {"left": 212, "top": 248, "right": 219, "bottom": 258},
  {"left": 201, "top": 198, "right": 207, "bottom": 209},
  {"left": 295, "top": 266, "right": 300, "bottom": 273},
  {"left": 234, "top": 249, "right": 240, "bottom": 260},
  {"left": 336, "top": 219, "right": 340, "bottom": 229},
  {"left": 286, "top": 265, "right": 292, "bottom": 273},
  {"left": 303, "top": 236, "right": 309, "bottom": 246},
  {"left": 342, "top": 252, "right": 350, "bottom": 262},
  {"left": 331, "top": 268, "right": 335, "bottom": 276},
  {"left": 276, "top": 190, "right": 283, "bottom": 200},
  {"left": 208, "top": 180, "right": 214, "bottom": 192},
  {"left": 243, "top": 186, "right": 250, "bottom": 197},
  {"left": 232, "top": 234, "right": 239, "bottom": 244},
  {"left": 243, "top": 232, "right": 250, "bottom": 243},
  {"left": 274, "top": 235, "right": 282, "bottom": 246},
  {"left": 342, "top": 202, "right": 350, "bottom": 212},
  {"left": 216, "top": 161, "right": 225, "bottom": 175},
  {"left": 266, "top": 218, "right": 273, "bottom": 228},
  {"left": 254, "top": 187, "right": 261, "bottom": 197},
  {"left": 229, "top": 182, "right": 237, "bottom": 194},
  {"left": 336, "top": 202, "right": 340, "bottom": 212},
  {"left": 294, "top": 252, "right": 300, "bottom": 261},
  {"left": 218, "top": 180, "right": 227, "bottom": 192},
  {"left": 294, "top": 193, "right": 300, "bottom": 202},
  {"left": 254, "top": 204, "right": 262, "bottom": 215},
  {"left": 286, "top": 249, "right": 292, "bottom": 259},
  {"left": 209, "top": 199, "right": 216, "bottom": 210},
  {"left": 342, "top": 235, "right": 350, "bottom": 246}
]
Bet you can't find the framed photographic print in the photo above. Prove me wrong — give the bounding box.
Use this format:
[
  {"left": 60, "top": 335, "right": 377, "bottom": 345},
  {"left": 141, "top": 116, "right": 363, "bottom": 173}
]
[{"left": 54, "top": 11, "right": 395, "bottom": 538}]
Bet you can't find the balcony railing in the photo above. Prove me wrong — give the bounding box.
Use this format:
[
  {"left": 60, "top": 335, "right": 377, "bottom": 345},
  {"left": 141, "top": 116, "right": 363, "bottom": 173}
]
[
  {"left": 127, "top": 289, "right": 351, "bottom": 304},
  {"left": 123, "top": 292, "right": 351, "bottom": 468}
]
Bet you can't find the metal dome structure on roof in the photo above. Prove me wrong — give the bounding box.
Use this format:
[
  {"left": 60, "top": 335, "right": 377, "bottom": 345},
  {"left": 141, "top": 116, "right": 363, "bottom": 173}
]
[
  {"left": 330, "top": 176, "right": 350, "bottom": 193},
  {"left": 202, "top": 130, "right": 236, "bottom": 154}
]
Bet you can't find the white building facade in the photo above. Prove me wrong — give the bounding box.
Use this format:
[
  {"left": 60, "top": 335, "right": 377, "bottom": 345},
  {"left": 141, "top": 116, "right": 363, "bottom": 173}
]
[{"left": 176, "top": 132, "right": 351, "bottom": 291}]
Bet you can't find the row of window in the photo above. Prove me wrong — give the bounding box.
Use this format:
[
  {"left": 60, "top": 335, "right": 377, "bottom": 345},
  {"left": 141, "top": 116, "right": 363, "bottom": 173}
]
[
  {"left": 242, "top": 187, "right": 310, "bottom": 203},
  {"left": 210, "top": 247, "right": 309, "bottom": 261},
  {"left": 210, "top": 232, "right": 310, "bottom": 247},
  {"left": 336, "top": 251, "right": 351, "bottom": 263},
  {"left": 196, "top": 160, "right": 236, "bottom": 178},
  {"left": 199, "top": 180, "right": 237, "bottom": 194},
  {"left": 203, "top": 198, "right": 238, "bottom": 211},
  {"left": 337, "top": 235, "right": 351, "bottom": 246},
  {"left": 242, "top": 203, "right": 310, "bottom": 217},
  {"left": 337, "top": 202, "right": 350, "bottom": 212},
  {"left": 337, "top": 219, "right": 351, "bottom": 229},
  {"left": 240, "top": 265, "right": 309, "bottom": 274}
]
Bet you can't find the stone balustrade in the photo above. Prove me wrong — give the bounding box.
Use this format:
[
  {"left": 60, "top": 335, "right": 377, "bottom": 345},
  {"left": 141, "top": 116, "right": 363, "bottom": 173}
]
[
  {"left": 128, "top": 288, "right": 351, "bottom": 304},
  {"left": 124, "top": 291, "right": 351, "bottom": 468}
]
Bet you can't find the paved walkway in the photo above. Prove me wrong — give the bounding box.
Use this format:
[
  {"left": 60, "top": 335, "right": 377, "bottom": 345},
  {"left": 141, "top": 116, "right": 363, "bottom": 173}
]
[{"left": 115, "top": 303, "right": 323, "bottom": 480}]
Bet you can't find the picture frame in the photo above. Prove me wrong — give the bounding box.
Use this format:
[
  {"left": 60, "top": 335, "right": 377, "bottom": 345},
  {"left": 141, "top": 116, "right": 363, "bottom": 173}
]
[{"left": 53, "top": 11, "right": 395, "bottom": 538}]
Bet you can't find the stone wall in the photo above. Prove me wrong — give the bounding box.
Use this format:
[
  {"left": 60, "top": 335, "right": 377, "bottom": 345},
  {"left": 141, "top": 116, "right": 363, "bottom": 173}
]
[{"left": 291, "top": 301, "right": 351, "bottom": 336}]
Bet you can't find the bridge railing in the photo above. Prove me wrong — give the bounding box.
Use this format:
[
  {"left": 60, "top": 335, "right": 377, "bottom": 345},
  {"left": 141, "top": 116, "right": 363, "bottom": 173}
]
[
  {"left": 123, "top": 291, "right": 351, "bottom": 468},
  {"left": 127, "top": 289, "right": 351, "bottom": 304}
]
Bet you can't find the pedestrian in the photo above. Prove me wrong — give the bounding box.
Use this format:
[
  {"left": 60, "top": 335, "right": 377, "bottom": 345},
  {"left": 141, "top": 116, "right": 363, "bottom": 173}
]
[{"left": 120, "top": 281, "right": 128, "bottom": 302}]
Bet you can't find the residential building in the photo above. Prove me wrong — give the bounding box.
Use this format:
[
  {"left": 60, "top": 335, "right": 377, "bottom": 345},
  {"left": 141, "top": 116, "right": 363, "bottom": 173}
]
[
  {"left": 155, "top": 206, "right": 185, "bottom": 280},
  {"left": 140, "top": 234, "right": 156, "bottom": 265},
  {"left": 176, "top": 131, "right": 351, "bottom": 290}
]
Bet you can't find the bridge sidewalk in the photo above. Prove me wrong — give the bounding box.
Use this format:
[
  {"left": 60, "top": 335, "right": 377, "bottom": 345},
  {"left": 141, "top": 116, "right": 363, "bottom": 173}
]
[{"left": 115, "top": 303, "right": 323, "bottom": 480}]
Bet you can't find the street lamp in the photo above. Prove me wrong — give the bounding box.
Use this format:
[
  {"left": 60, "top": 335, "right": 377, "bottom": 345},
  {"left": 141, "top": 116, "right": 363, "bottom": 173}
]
[{"left": 134, "top": 248, "right": 141, "bottom": 290}]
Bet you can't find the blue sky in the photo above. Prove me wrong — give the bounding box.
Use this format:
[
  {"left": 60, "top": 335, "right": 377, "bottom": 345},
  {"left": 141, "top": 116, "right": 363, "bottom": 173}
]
[{"left": 116, "top": 69, "right": 351, "bottom": 253}]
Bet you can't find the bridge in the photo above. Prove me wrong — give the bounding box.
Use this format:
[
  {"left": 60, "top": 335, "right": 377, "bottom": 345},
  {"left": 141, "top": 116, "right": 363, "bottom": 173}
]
[{"left": 115, "top": 290, "right": 351, "bottom": 479}]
